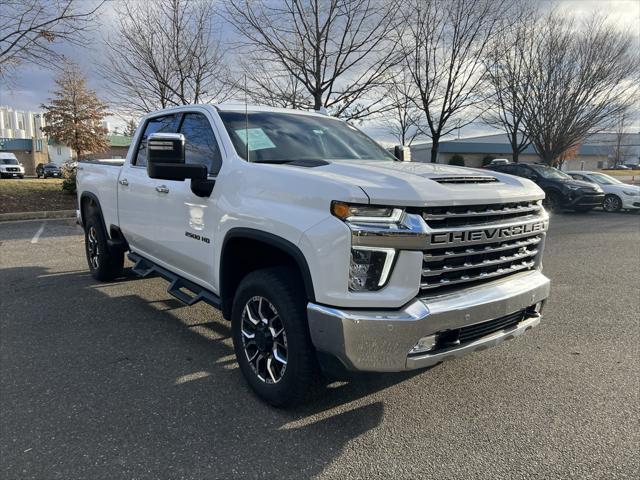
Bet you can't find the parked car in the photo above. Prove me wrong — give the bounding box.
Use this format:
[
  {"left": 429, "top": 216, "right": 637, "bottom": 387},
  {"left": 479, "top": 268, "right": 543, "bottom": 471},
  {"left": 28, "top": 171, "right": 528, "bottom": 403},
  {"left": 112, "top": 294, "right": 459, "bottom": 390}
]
[
  {"left": 487, "top": 158, "right": 509, "bottom": 166},
  {"left": 36, "top": 163, "right": 62, "bottom": 178},
  {"left": 485, "top": 163, "right": 604, "bottom": 212},
  {"left": 0, "top": 152, "right": 25, "bottom": 178},
  {"left": 77, "top": 104, "right": 551, "bottom": 406},
  {"left": 567, "top": 171, "right": 640, "bottom": 212}
]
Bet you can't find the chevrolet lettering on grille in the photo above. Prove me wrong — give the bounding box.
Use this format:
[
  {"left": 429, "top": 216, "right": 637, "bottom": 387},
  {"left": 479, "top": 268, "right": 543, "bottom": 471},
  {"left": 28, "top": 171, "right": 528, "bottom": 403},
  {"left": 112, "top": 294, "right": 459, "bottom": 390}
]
[{"left": 430, "top": 220, "right": 547, "bottom": 247}]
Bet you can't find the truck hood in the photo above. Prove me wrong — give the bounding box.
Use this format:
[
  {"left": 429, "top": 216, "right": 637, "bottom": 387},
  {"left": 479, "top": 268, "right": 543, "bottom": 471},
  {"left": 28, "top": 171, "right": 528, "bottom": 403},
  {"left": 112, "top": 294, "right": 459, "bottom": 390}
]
[{"left": 307, "top": 160, "right": 544, "bottom": 206}]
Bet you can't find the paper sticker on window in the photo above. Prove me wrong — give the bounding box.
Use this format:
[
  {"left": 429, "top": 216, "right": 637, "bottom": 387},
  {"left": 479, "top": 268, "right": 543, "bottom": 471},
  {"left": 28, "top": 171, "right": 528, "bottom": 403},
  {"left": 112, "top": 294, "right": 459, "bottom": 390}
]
[{"left": 235, "top": 128, "right": 276, "bottom": 151}]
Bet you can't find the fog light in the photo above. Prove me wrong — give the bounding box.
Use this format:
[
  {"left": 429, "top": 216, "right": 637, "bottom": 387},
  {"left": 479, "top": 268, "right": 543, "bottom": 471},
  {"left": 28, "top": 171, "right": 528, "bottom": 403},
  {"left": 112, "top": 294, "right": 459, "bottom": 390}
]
[{"left": 409, "top": 334, "right": 437, "bottom": 355}]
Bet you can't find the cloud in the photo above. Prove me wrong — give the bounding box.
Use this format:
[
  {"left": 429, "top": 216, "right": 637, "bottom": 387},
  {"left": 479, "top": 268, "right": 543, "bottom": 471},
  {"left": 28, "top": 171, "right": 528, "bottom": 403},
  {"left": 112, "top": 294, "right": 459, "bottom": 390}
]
[{"left": 1, "top": 0, "right": 638, "bottom": 139}]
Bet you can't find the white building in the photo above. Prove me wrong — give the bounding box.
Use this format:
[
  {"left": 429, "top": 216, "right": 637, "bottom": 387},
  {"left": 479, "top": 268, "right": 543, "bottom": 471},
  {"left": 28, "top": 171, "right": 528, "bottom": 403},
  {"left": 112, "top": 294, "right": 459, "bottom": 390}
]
[
  {"left": 48, "top": 142, "right": 74, "bottom": 164},
  {"left": 0, "top": 106, "right": 47, "bottom": 140}
]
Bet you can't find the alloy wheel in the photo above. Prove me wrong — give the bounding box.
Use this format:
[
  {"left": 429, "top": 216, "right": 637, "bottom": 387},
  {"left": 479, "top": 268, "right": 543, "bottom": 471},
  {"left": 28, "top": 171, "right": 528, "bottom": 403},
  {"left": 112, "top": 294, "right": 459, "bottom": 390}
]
[
  {"left": 87, "top": 226, "right": 100, "bottom": 269},
  {"left": 241, "top": 296, "right": 288, "bottom": 384},
  {"left": 603, "top": 195, "right": 621, "bottom": 212}
]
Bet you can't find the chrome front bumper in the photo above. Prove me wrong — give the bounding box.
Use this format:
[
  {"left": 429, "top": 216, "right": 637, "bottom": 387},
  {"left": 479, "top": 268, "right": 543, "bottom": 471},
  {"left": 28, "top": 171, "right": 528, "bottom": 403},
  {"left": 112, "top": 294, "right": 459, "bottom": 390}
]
[{"left": 307, "top": 269, "right": 550, "bottom": 372}]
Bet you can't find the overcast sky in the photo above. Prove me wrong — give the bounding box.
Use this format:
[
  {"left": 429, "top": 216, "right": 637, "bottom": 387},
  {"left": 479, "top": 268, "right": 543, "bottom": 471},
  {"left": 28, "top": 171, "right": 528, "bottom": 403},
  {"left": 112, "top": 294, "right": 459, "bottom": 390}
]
[{"left": 1, "top": 0, "right": 638, "bottom": 145}]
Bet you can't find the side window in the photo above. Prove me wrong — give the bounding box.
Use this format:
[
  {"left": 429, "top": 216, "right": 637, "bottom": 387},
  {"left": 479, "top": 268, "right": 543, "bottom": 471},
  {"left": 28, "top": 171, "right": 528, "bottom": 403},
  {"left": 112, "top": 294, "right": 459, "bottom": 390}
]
[
  {"left": 133, "top": 114, "right": 179, "bottom": 167},
  {"left": 178, "top": 113, "right": 223, "bottom": 176},
  {"left": 496, "top": 164, "right": 515, "bottom": 174},
  {"left": 517, "top": 165, "right": 537, "bottom": 179}
]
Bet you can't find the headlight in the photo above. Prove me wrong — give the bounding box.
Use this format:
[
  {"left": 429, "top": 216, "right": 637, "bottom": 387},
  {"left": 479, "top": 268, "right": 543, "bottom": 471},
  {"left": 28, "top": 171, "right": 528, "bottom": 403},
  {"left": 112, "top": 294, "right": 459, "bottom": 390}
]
[
  {"left": 349, "top": 247, "right": 396, "bottom": 291},
  {"left": 622, "top": 190, "right": 639, "bottom": 196},
  {"left": 331, "top": 201, "right": 404, "bottom": 224}
]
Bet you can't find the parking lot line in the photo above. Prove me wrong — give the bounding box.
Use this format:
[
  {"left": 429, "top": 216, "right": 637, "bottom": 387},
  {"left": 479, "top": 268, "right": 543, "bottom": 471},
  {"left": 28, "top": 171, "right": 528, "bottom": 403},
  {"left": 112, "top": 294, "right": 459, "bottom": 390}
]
[{"left": 30, "top": 222, "right": 45, "bottom": 244}]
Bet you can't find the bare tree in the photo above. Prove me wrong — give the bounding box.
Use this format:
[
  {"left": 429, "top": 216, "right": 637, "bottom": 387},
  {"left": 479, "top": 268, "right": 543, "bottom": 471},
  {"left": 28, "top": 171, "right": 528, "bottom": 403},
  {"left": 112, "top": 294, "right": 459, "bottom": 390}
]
[
  {"left": 522, "top": 12, "right": 638, "bottom": 166},
  {"left": 483, "top": 5, "right": 537, "bottom": 162},
  {"left": 101, "top": 0, "right": 233, "bottom": 115},
  {"left": 238, "top": 55, "right": 313, "bottom": 109},
  {"left": 611, "top": 111, "right": 630, "bottom": 167},
  {"left": 398, "top": 0, "right": 512, "bottom": 163},
  {"left": 0, "top": 0, "right": 102, "bottom": 78},
  {"left": 382, "top": 68, "right": 424, "bottom": 146},
  {"left": 225, "top": 0, "right": 401, "bottom": 121},
  {"left": 41, "top": 61, "right": 110, "bottom": 160}
]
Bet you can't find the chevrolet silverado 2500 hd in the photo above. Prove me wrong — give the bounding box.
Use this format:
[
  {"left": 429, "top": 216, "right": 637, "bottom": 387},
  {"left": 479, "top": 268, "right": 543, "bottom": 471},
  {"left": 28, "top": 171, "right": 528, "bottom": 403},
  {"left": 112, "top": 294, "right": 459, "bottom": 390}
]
[{"left": 77, "top": 104, "right": 550, "bottom": 406}]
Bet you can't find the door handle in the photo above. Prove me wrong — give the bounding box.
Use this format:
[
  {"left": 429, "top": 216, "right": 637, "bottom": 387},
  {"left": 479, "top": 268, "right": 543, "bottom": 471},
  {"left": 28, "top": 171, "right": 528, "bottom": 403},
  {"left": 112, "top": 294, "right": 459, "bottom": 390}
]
[
  {"left": 155, "top": 185, "right": 170, "bottom": 194},
  {"left": 119, "top": 178, "right": 129, "bottom": 186}
]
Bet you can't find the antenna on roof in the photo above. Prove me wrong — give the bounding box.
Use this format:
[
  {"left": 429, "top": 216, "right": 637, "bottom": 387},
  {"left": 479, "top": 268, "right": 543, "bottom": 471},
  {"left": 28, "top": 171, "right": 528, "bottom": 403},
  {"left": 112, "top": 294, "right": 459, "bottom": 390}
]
[{"left": 244, "top": 74, "right": 250, "bottom": 162}]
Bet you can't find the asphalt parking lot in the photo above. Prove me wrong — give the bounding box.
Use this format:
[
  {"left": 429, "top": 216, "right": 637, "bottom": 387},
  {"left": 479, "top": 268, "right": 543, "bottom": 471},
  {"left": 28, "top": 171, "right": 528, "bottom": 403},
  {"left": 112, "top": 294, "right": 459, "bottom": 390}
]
[{"left": 1, "top": 212, "right": 639, "bottom": 479}]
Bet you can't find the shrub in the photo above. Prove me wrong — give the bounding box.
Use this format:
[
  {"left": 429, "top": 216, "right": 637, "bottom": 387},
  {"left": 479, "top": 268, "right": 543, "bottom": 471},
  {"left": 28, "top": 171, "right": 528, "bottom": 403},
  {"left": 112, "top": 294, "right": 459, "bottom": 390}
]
[
  {"left": 61, "top": 161, "right": 77, "bottom": 194},
  {"left": 449, "top": 154, "right": 465, "bottom": 166},
  {"left": 482, "top": 155, "right": 495, "bottom": 166}
]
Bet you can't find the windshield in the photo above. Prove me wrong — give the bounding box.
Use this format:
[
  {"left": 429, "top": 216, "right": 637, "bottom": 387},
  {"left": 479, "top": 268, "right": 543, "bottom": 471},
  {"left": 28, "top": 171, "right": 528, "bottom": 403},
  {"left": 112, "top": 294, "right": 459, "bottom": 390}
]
[
  {"left": 586, "top": 173, "right": 622, "bottom": 185},
  {"left": 218, "top": 111, "right": 395, "bottom": 163},
  {"left": 1, "top": 158, "right": 19, "bottom": 165},
  {"left": 529, "top": 164, "right": 572, "bottom": 180}
]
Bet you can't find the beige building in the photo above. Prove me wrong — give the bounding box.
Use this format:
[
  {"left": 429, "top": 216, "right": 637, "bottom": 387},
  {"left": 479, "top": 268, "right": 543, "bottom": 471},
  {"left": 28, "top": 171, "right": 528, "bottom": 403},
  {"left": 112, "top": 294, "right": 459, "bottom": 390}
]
[{"left": 410, "top": 132, "right": 639, "bottom": 171}]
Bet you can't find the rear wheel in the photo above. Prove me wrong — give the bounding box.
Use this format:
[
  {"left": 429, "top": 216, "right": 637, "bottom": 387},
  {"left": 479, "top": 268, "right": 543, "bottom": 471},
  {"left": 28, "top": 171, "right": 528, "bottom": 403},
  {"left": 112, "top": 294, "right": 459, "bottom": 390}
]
[
  {"left": 84, "top": 212, "right": 123, "bottom": 281},
  {"left": 603, "top": 194, "right": 622, "bottom": 212},
  {"left": 231, "top": 267, "right": 319, "bottom": 407}
]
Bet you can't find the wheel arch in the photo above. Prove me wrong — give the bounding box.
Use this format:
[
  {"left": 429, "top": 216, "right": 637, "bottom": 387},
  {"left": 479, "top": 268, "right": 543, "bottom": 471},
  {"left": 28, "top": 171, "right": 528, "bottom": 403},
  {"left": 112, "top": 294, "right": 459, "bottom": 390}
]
[
  {"left": 220, "top": 228, "right": 316, "bottom": 319},
  {"left": 80, "top": 192, "right": 108, "bottom": 236}
]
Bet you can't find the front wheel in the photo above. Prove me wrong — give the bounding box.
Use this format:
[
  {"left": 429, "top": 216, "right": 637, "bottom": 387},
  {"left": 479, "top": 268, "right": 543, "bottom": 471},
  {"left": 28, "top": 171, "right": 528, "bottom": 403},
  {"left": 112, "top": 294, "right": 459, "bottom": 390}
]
[
  {"left": 603, "top": 194, "right": 622, "bottom": 212},
  {"left": 84, "top": 213, "right": 124, "bottom": 281},
  {"left": 543, "top": 191, "right": 563, "bottom": 212},
  {"left": 232, "top": 267, "right": 319, "bottom": 407}
]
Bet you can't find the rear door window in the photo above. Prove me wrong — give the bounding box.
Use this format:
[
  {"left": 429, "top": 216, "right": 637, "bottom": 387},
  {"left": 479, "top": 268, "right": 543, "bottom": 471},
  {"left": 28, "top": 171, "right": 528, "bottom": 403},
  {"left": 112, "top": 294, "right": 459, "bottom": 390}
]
[{"left": 133, "top": 114, "right": 180, "bottom": 167}]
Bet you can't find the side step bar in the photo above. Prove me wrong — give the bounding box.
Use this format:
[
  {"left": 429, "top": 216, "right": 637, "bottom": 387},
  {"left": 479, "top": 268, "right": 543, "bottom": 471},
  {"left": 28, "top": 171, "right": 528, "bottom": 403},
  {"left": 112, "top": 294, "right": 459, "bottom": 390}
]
[{"left": 128, "top": 252, "right": 221, "bottom": 309}]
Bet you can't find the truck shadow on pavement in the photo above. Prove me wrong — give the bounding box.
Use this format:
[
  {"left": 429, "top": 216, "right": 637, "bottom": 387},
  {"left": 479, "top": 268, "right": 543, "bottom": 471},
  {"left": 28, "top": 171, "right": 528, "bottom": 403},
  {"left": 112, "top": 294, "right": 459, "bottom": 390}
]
[{"left": 1, "top": 266, "right": 422, "bottom": 480}]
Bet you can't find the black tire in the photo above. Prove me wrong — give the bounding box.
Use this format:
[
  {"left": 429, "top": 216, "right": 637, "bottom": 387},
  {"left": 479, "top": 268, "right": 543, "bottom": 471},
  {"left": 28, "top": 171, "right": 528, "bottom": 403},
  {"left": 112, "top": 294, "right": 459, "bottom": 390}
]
[
  {"left": 543, "top": 190, "right": 563, "bottom": 212},
  {"left": 18, "top": 175, "right": 24, "bottom": 179},
  {"left": 84, "top": 211, "right": 124, "bottom": 281},
  {"left": 231, "top": 267, "right": 319, "bottom": 407},
  {"left": 603, "top": 194, "right": 622, "bottom": 213}
]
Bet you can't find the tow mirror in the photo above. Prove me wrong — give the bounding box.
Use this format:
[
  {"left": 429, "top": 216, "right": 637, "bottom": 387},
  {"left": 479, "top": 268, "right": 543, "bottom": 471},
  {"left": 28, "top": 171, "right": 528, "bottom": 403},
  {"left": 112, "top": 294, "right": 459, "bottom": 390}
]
[
  {"left": 147, "top": 133, "right": 206, "bottom": 181},
  {"left": 393, "top": 145, "right": 410, "bottom": 161},
  {"left": 146, "top": 132, "right": 215, "bottom": 198}
]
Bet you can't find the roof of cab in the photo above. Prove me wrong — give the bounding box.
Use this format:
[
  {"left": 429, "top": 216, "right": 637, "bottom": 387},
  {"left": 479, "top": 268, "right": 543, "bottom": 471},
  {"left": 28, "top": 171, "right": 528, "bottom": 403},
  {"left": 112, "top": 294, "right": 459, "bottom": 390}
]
[{"left": 142, "top": 103, "right": 334, "bottom": 120}]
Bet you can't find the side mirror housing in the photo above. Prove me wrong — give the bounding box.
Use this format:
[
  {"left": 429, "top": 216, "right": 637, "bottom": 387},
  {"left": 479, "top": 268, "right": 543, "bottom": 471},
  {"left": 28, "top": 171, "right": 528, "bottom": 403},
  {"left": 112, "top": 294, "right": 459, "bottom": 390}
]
[
  {"left": 393, "top": 145, "right": 404, "bottom": 161},
  {"left": 147, "top": 133, "right": 206, "bottom": 181}
]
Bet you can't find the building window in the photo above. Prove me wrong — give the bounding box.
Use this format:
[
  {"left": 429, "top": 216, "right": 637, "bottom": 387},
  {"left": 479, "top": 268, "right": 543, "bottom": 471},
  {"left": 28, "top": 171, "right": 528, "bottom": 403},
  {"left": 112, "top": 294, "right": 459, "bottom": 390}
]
[{"left": 597, "top": 161, "right": 604, "bottom": 169}]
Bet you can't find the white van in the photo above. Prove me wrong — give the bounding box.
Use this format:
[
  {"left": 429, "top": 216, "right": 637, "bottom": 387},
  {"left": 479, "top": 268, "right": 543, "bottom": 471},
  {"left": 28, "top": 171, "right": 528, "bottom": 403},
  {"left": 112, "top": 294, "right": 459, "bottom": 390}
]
[{"left": 0, "top": 152, "right": 25, "bottom": 179}]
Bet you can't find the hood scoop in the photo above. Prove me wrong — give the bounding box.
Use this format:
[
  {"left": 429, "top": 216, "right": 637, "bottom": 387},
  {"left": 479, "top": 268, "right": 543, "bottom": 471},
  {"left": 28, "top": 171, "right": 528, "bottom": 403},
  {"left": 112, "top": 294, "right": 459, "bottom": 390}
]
[{"left": 432, "top": 176, "right": 499, "bottom": 184}]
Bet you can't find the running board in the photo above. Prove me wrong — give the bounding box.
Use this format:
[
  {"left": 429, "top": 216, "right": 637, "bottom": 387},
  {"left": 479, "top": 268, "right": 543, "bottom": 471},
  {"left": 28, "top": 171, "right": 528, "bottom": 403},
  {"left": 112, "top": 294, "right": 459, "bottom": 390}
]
[{"left": 128, "top": 252, "right": 221, "bottom": 309}]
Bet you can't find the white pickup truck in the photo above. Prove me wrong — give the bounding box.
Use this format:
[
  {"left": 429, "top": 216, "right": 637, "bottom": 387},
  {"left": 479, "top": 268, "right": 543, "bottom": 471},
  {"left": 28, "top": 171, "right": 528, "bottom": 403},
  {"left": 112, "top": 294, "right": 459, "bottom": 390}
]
[{"left": 77, "top": 104, "right": 550, "bottom": 406}]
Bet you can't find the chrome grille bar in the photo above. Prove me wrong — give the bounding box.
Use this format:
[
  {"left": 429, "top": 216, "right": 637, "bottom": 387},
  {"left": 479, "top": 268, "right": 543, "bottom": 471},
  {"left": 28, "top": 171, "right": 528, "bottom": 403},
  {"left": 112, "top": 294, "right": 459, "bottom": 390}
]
[
  {"left": 423, "top": 236, "right": 542, "bottom": 262},
  {"left": 420, "top": 260, "right": 536, "bottom": 290},
  {"left": 422, "top": 249, "right": 539, "bottom": 277},
  {"left": 422, "top": 203, "right": 542, "bottom": 221}
]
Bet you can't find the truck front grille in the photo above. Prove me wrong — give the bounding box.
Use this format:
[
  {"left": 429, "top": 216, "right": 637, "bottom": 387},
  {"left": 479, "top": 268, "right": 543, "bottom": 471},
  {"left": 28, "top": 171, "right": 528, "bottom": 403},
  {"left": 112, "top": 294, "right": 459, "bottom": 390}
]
[
  {"left": 419, "top": 201, "right": 546, "bottom": 293},
  {"left": 418, "top": 200, "right": 542, "bottom": 229}
]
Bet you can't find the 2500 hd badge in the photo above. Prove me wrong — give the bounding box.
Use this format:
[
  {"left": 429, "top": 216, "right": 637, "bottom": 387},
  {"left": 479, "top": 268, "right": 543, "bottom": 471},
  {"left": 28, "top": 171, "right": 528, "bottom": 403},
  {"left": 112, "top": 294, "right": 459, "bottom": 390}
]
[{"left": 185, "top": 231, "right": 211, "bottom": 244}]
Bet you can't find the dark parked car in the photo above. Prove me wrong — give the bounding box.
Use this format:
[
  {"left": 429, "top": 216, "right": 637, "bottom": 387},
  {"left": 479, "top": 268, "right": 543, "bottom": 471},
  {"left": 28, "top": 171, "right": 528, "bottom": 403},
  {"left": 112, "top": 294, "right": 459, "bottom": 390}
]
[
  {"left": 485, "top": 163, "right": 604, "bottom": 212},
  {"left": 36, "top": 163, "right": 62, "bottom": 178}
]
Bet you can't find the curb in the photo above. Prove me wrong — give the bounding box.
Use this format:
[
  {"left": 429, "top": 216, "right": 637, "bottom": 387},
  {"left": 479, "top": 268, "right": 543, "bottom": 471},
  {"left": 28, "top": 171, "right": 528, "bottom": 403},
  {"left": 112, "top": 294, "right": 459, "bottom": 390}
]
[{"left": 0, "top": 210, "right": 76, "bottom": 222}]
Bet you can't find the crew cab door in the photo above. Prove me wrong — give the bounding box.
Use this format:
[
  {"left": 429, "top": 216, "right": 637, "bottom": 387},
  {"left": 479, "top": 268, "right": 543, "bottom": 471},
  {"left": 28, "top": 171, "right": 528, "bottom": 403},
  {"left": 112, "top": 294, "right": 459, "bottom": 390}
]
[{"left": 118, "top": 113, "right": 181, "bottom": 259}]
